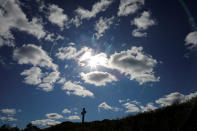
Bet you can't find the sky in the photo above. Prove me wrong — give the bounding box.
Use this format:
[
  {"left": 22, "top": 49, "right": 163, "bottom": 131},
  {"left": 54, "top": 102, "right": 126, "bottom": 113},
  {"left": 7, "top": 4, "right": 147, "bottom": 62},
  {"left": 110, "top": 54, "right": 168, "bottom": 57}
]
[{"left": 0, "top": 0, "right": 197, "bottom": 129}]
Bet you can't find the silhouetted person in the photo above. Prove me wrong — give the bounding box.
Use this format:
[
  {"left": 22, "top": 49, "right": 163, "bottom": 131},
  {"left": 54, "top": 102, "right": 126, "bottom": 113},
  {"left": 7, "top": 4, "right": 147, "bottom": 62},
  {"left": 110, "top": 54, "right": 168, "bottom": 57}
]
[{"left": 81, "top": 107, "right": 86, "bottom": 123}]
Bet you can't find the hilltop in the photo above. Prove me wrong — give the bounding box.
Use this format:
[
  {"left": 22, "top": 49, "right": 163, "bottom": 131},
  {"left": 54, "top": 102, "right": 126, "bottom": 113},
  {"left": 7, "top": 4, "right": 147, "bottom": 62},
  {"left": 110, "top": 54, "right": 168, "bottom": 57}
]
[{"left": 1, "top": 97, "right": 197, "bottom": 131}]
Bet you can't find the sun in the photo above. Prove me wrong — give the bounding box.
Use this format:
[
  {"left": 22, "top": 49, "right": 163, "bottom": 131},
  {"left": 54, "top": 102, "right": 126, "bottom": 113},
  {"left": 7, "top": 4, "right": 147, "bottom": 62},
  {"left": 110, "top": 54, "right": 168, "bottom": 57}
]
[
  {"left": 80, "top": 51, "right": 107, "bottom": 69},
  {"left": 88, "top": 56, "right": 99, "bottom": 68},
  {"left": 88, "top": 53, "right": 107, "bottom": 69}
]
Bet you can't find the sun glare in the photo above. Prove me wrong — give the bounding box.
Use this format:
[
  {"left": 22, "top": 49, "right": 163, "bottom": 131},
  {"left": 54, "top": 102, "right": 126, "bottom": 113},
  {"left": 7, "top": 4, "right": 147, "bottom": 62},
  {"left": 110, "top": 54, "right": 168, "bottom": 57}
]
[{"left": 80, "top": 51, "right": 107, "bottom": 69}]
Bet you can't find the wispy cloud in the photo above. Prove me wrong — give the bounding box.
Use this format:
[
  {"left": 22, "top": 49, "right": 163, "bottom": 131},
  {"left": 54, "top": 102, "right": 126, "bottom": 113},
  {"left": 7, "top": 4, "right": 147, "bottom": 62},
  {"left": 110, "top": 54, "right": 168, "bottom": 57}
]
[
  {"left": 66, "top": 115, "right": 80, "bottom": 120},
  {"left": 123, "top": 102, "right": 140, "bottom": 113},
  {"left": 31, "top": 119, "right": 60, "bottom": 126},
  {"left": 45, "top": 113, "right": 63, "bottom": 119},
  {"left": 118, "top": 0, "right": 144, "bottom": 16},
  {"left": 1, "top": 108, "right": 16, "bottom": 115},
  {"left": 75, "top": 0, "right": 113, "bottom": 20},
  {"left": 0, "top": 116, "right": 17, "bottom": 121},
  {"left": 62, "top": 81, "right": 94, "bottom": 98},
  {"left": 94, "top": 16, "right": 114, "bottom": 39}
]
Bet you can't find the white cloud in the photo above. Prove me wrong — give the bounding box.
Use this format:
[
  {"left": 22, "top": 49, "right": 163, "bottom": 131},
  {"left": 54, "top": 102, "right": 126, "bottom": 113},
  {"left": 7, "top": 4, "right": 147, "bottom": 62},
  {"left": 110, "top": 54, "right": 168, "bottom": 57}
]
[
  {"left": 13, "top": 44, "right": 58, "bottom": 71},
  {"left": 1, "top": 109, "right": 16, "bottom": 115},
  {"left": 62, "top": 108, "right": 71, "bottom": 114},
  {"left": 62, "top": 81, "right": 94, "bottom": 98},
  {"left": 31, "top": 119, "right": 60, "bottom": 126},
  {"left": 123, "top": 102, "right": 140, "bottom": 112},
  {"left": 66, "top": 115, "right": 80, "bottom": 120},
  {"left": 14, "top": 44, "right": 60, "bottom": 92},
  {"left": 56, "top": 46, "right": 159, "bottom": 85},
  {"left": 48, "top": 4, "right": 68, "bottom": 29},
  {"left": 118, "top": 0, "right": 144, "bottom": 16},
  {"left": 45, "top": 33, "right": 55, "bottom": 42},
  {"left": 0, "top": 116, "right": 17, "bottom": 121},
  {"left": 57, "top": 77, "right": 66, "bottom": 84},
  {"left": 131, "top": 11, "right": 155, "bottom": 37},
  {"left": 64, "top": 65, "right": 69, "bottom": 69},
  {"left": 21, "top": 67, "right": 42, "bottom": 85},
  {"left": 44, "top": 33, "right": 65, "bottom": 42},
  {"left": 75, "top": 0, "right": 113, "bottom": 20},
  {"left": 42, "top": 71, "right": 60, "bottom": 88},
  {"left": 43, "top": 71, "right": 60, "bottom": 84},
  {"left": 80, "top": 71, "right": 117, "bottom": 86},
  {"left": 155, "top": 91, "right": 197, "bottom": 107},
  {"left": 140, "top": 102, "right": 157, "bottom": 112},
  {"left": 0, "top": 0, "right": 46, "bottom": 47},
  {"left": 68, "top": 42, "right": 75, "bottom": 46},
  {"left": 56, "top": 46, "right": 92, "bottom": 61},
  {"left": 21, "top": 68, "right": 59, "bottom": 92},
  {"left": 98, "top": 102, "right": 120, "bottom": 112},
  {"left": 185, "top": 31, "right": 197, "bottom": 49},
  {"left": 132, "top": 28, "right": 147, "bottom": 37},
  {"left": 94, "top": 16, "right": 114, "bottom": 39},
  {"left": 45, "top": 113, "right": 63, "bottom": 119},
  {"left": 107, "top": 46, "right": 159, "bottom": 84}
]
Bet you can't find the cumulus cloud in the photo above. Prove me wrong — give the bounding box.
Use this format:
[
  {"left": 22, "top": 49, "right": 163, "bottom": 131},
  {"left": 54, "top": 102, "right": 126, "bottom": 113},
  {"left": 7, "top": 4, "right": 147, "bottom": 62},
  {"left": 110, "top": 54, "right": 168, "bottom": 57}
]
[
  {"left": 31, "top": 119, "right": 60, "bottom": 126},
  {"left": 0, "top": 116, "right": 17, "bottom": 121},
  {"left": 14, "top": 44, "right": 60, "bottom": 92},
  {"left": 45, "top": 113, "right": 63, "bottom": 119},
  {"left": 48, "top": 4, "right": 69, "bottom": 29},
  {"left": 123, "top": 102, "right": 140, "bottom": 112},
  {"left": 107, "top": 46, "right": 159, "bottom": 84},
  {"left": 13, "top": 44, "right": 58, "bottom": 71},
  {"left": 140, "top": 102, "right": 157, "bottom": 112},
  {"left": 131, "top": 11, "right": 155, "bottom": 37},
  {"left": 118, "top": 0, "right": 144, "bottom": 16},
  {"left": 155, "top": 91, "right": 197, "bottom": 107},
  {"left": 185, "top": 31, "right": 197, "bottom": 50},
  {"left": 21, "top": 67, "right": 60, "bottom": 92},
  {"left": 0, "top": 0, "right": 46, "bottom": 47},
  {"left": 94, "top": 16, "right": 114, "bottom": 39},
  {"left": 98, "top": 102, "right": 120, "bottom": 112},
  {"left": 80, "top": 71, "right": 117, "bottom": 86},
  {"left": 1, "top": 109, "right": 16, "bottom": 115},
  {"left": 56, "top": 46, "right": 159, "bottom": 85},
  {"left": 62, "top": 108, "right": 71, "bottom": 114},
  {"left": 62, "top": 81, "right": 94, "bottom": 98},
  {"left": 75, "top": 0, "right": 113, "bottom": 20},
  {"left": 66, "top": 115, "right": 80, "bottom": 120}
]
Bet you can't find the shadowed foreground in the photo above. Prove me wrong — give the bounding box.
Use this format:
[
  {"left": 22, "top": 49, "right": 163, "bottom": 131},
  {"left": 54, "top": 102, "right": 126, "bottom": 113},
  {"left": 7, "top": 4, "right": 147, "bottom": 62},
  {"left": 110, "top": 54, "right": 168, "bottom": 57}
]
[{"left": 1, "top": 97, "right": 197, "bottom": 131}]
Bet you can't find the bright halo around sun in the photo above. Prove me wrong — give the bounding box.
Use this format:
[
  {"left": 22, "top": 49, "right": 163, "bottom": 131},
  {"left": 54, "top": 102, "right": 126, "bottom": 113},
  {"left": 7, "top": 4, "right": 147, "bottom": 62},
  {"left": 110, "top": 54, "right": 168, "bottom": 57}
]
[
  {"left": 88, "top": 53, "right": 108, "bottom": 69},
  {"left": 80, "top": 51, "right": 108, "bottom": 69}
]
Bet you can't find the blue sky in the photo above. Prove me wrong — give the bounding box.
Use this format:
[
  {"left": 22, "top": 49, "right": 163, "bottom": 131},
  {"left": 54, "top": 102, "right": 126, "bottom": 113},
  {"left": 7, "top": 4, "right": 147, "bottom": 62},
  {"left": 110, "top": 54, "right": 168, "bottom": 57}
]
[{"left": 0, "top": 0, "right": 197, "bottom": 129}]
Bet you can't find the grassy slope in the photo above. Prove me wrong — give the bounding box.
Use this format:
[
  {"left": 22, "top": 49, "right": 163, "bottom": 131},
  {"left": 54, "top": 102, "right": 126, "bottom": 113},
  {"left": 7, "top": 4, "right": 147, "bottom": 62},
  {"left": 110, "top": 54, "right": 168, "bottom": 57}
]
[{"left": 42, "top": 97, "right": 197, "bottom": 131}]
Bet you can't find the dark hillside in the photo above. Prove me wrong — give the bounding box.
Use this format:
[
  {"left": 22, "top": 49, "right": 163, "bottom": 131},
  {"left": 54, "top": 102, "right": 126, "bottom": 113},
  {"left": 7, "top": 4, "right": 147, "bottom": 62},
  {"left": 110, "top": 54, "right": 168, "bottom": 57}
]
[
  {"left": 42, "top": 97, "right": 197, "bottom": 131},
  {"left": 1, "top": 97, "right": 197, "bottom": 131}
]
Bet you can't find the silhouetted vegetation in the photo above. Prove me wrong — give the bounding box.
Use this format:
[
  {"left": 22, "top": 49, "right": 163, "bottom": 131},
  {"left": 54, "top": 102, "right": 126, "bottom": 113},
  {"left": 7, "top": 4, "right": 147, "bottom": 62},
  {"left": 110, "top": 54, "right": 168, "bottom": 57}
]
[{"left": 1, "top": 97, "right": 197, "bottom": 131}]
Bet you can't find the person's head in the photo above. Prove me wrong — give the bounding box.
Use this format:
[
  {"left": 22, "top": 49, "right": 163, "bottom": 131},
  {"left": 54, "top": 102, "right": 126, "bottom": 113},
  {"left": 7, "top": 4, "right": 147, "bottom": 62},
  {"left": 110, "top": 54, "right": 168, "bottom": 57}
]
[{"left": 83, "top": 108, "right": 85, "bottom": 110}]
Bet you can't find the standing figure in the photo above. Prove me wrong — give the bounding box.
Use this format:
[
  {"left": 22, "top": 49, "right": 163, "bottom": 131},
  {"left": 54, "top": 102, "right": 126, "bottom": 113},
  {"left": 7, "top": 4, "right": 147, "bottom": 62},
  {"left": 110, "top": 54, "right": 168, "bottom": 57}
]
[{"left": 81, "top": 108, "right": 86, "bottom": 123}]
